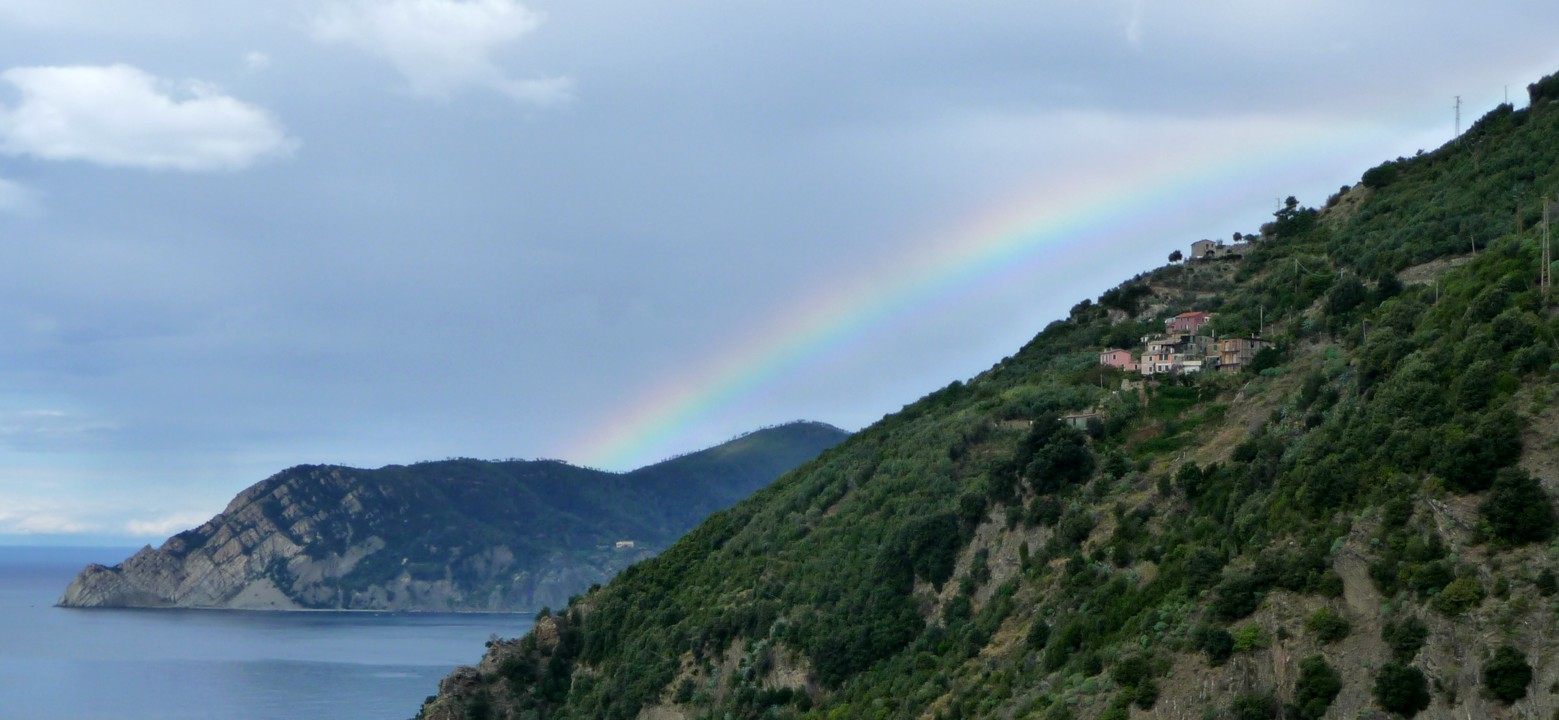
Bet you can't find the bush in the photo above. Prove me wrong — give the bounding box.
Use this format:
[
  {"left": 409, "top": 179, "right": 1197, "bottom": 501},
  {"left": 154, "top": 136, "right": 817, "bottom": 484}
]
[
  {"left": 1232, "top": 625, "right": 1269, "bottom": 651},
  {"left": 1305, "top": 608, "right": 1351, "bottom": 644},
  {"left": 1212, "top": 573, "right": 1264, "bottom": 620},
  {"left": 1480, "top": 468, "right": 1557, "bottom": 545},
  {"left": 1291, "top": 655, "right": 1341, "bottom": 720},
  {"left": 1361, "top": 161, "right": 1400, "bottom": 188},
  {"left": 1230, "top": 691, "right": 1278, "bottom": 720},
  {"left": 1382, "top": 615, "right": 1429, "bottom": 661},
  {"left": 1198, "top": 626, "right": 1235, "bottom": 666},
  {"left": 1373, "top": 663, "right": 1431, "bottom": 717},
  {"left": 1483, "top": 645, "right": 1532, "bottom": 704},
  {"left": 1431, "top": 577, "right": 1485, "bottom": 616}
]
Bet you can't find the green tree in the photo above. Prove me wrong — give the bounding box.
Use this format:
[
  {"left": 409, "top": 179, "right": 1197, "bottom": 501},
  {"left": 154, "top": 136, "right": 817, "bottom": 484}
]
[
  {"left": 1482, "top": 645, "right": 1532, "bottom": 704},
  {"left": 1373, "top": 663, "right": 1431, "bottom": 717},
  {"left": 1305, "top": 608, "right": 1350, "bottom": 644},
  {"left": 1480, "top": 468, "right": 1556, "bottom": 544},
  {"left": 1291, "top": 655, "right": 1341, "bottom": 720}
]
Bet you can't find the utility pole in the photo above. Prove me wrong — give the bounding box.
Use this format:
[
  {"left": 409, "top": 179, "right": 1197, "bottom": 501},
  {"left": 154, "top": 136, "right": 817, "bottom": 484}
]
[
  {"left": 1455, "top": 96, "right": 1462, "bottom": 137},
  {"left": 1545, "top": 192, "right": 1555, "bottom": 298}
]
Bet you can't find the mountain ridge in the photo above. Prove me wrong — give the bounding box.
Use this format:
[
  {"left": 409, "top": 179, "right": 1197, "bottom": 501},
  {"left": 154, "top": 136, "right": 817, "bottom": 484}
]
[{"left": 57, "top": 420, "right": 848, "bottom": 612}]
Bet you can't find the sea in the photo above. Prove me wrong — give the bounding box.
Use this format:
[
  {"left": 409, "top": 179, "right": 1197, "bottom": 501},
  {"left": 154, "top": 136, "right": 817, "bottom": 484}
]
[{"left": 0, "top": 546, "right": 535, "bottom": 720}]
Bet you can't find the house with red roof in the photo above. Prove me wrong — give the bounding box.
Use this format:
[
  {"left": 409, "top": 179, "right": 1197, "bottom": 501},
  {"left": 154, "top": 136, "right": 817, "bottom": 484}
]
[{"left": 1165, "top": 311, "right": 1211, "bottom": 335}]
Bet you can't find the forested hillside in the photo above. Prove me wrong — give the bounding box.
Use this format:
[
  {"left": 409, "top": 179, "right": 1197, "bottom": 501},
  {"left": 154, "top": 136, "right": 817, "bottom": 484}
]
[
  {"left": 60, "top": 420, "right": 847, "bottom": 612},
  {"left": 418, "top": 72, "right": 1559, "bottom": 719}
]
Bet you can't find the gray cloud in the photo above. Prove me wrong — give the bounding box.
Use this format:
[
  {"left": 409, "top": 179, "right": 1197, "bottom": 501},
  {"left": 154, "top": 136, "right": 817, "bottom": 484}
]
[
  {"left": 309, "top": 0, "right": 572, "bottom": 103},
  {"left": 0, "top": 64, "right": 297, "bottom": 171},
  {"left": 0, "top": 1, "right": 1556, "bottom": 539}
]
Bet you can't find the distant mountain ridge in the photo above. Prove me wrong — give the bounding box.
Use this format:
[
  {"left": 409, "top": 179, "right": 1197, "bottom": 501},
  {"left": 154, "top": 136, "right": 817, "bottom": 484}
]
[{"left": 58, "top": 421, "right": 848, "bottom": 612}]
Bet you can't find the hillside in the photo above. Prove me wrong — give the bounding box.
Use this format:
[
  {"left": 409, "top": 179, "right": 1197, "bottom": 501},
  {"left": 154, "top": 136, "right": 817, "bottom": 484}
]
[
  {"left": 415, "top": 72, "right": 1559, "bottom": 720},
  {"left": 57, "top": 421, "right": 848, "bottom": 612}
]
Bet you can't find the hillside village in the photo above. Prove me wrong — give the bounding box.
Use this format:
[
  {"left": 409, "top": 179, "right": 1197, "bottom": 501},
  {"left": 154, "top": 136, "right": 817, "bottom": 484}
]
[{"left": 1097, "top": 238, "right": 1272, "bottom": 378}]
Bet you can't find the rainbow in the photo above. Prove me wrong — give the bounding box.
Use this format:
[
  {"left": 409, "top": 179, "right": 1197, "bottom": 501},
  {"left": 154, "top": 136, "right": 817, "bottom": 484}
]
[{"left": 561, "top": 112, "right": 1448, "bottom": 470}]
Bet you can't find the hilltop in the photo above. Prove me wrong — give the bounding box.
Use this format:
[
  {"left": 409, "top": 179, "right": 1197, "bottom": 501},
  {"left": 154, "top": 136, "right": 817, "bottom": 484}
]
[
  {"left": 415, "top": 70, "right": 1559, "bottom": 720},
  {"left": 57, "top": 421, "right": 848, "bottom": 612}
]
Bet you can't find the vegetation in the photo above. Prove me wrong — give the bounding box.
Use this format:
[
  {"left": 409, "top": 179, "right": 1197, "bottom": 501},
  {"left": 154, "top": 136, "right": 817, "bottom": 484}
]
[
  {"left": 1374, "top": 663, "right": 1431, "bottom": 716},
  {"left": 1483, "top": 645, "right": 1532, "bottom": 704},
  {"left": 419, "top": 69, "right": 1559, "bottom": 720},
  {"left": 1291, "top": 656, "right": 1341, "bottom": 720},
  {"left": 165, "top": 421, "right": 848, "bottom": 608}
]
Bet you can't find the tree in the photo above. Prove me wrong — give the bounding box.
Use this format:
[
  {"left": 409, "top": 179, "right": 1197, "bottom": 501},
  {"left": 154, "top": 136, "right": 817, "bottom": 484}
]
[
  {"left": 1291, "top": 655, "right": 1341, "bottom": 720},
  {"left": 1169, "top": 249, "right": 1184, "bottom": 263},
  {"left": 1483, "top": 645, "right": 1532, "bottom": 704},
  {"left": 1480, "top": 468, "right": 1556, "bottom": 544},
  {"left": 1373, "top": 663, "right": 1431, "bottom": 716},
  {"left": 1305, "top": 608, "right": 1350, "bottom": 644}
]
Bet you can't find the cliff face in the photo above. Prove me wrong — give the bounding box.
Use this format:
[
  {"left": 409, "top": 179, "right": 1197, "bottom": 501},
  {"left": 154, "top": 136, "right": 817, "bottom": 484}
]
[{"left": 59, "top": 421, "right": 847, "bottom": 611}]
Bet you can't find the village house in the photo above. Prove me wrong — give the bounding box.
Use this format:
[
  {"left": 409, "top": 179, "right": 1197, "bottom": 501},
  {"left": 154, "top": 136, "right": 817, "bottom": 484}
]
[
  {"left": 1140, "top": 333, "right": 1211, "bottom": 375},
  {"left": 1098, "top": 348, "right": 1139, "bottom": 373},
  {"left": 1165, "top": 311, "right": 1212, "bottom": 335},
  {"left": 1062, "top": 410, "right": 1101, "bottom": 431},
  {"left": 1189, "top": 239, "right": 1252, "bottom": 261},
  {"left": 1216, "top": 336, "right": 1274, "bottom": 373}
]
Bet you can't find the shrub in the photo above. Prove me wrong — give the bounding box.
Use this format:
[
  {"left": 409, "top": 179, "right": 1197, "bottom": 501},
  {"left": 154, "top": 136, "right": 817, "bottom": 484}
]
[
  {"left": 1212, "top": 573, "right": 1264, "bottom": 620},
  {"left": 1232, "top": 625, "right": 1269, "bottom": 652},
  {"left": 1198, "top": 626, "right": 1235, "bottom": 666},
  {"left": 1230, "top": 691, "right": 1278, "bottom": 720},
  {"left": 1483, "top": 645, "right": 1532, "bottom": 704},
  {"left": 1480, "top": 468, "right": 1556, "bottom": 545},
  {"left": 1373, "top": 663, "right": 1431, "bottom": 717},
  {"left": 1305, "top": 608, "right": 1350, "bottom": 644},
  {"left": 1291, "top": 655, "right": 1341, "bottom": 720},
  {"left": 1432, "top": 577, "right": 1485, "bottom": 616},
  {"left": 1361, "top": 161, "right": 1400, "bottom": 188},
  {"left": 1537, "top": 568, "right": 1558, "bottom": 596},
  {"left": 1382, "top": 615, "right": 1429, "bottom": 661},
  {"left": 1027, "top": 619, "right": 1050, "bottom": 648}
]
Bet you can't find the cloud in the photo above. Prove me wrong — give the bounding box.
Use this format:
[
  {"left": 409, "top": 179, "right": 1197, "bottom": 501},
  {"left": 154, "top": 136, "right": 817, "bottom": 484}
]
[
  {"left": 125, "top": 512, "right": 211, "bottom": 537},
  {"left": 0, "top": 503, "right": 93, "bottom": 534},
  {"left": 244, "top": 51, "right": 272, "bottom": 71},
  {"left": 310, "top": 0, "right": 572, "bottom": 103},
  {"left": 0, "top": 410, "right": 118, "bottom": 451},
  {"left": 0, "top": 64, "right": 297, "bottom": 171}
]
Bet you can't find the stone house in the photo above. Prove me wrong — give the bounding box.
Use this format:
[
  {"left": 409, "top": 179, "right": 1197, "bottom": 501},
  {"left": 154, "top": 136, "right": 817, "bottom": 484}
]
[
  {"left": 1189, "top": 239, "right": 1252, "bottom": 261},
  {"left": 1062, "top": 411, "right": 1101, "bottom": 431},
  {"left": 1216, "top": 337, "right": 1274, "bottom": 373}
]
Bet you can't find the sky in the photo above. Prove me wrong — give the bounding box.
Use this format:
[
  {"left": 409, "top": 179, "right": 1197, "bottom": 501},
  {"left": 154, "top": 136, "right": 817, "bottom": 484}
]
[{"left": 1, "top": 0, "right": 1557, "bottom": 544}]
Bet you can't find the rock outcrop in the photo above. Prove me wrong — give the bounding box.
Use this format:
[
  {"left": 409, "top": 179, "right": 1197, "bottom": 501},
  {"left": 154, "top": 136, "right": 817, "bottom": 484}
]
[{"left": 60, "top": 421, "right": 847, "bottom": 611}]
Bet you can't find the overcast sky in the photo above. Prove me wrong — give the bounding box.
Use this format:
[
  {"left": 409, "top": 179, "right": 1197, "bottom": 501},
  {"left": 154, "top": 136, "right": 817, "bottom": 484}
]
[{"left": 1, "top": 1, "right": 1556, "bottom": 543}]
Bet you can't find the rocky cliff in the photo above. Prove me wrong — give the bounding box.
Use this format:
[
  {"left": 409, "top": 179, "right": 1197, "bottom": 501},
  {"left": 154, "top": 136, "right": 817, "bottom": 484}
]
[{"left": 59, "top": 421, "right": 847, "bottom": 611}]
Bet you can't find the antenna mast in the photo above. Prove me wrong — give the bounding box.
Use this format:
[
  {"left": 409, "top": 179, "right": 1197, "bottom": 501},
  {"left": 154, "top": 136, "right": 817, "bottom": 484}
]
[{"left": 1454, "top": 95, "right": 1462, "bottom": 137}]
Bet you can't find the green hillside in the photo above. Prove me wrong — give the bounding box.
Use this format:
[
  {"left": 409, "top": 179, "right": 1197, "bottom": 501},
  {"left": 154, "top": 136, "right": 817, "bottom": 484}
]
[
  {"left": 60, "top": 420, "right": 847, "bottom": 612},
  {"left": 418, "top": 72, "right": 1559, "bottom": 719}
]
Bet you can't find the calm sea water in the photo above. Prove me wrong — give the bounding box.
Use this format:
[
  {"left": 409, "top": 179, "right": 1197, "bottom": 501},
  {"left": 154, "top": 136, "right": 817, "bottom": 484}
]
[{"left": 0, "top": 546, "right": 533, "bottom": 720}]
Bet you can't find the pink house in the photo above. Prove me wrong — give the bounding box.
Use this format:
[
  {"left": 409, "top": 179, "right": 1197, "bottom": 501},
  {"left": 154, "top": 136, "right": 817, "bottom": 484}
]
[
  {"left": 1165, "top": 311, "right": 1211, "bottom": 335},
  {"left": 1098, "top": 349, "right": 1139, "bottom": 372}
]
